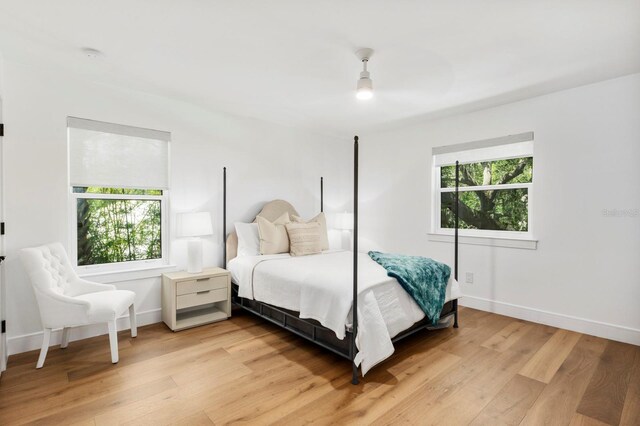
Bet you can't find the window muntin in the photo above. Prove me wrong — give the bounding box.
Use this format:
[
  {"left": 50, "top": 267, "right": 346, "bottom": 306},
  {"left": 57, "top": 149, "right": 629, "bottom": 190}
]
[
  {"left": 433, "top": 136, "right": 533, "bottom": 238},
  {"left": 440, "top": 157, "right": 533, "bottom": 188}
]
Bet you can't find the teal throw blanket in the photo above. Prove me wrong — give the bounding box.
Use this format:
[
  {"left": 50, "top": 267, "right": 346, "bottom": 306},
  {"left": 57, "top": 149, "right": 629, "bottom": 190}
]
[{"left": 368, "top": 251, "right": 450, "bottom": 324}]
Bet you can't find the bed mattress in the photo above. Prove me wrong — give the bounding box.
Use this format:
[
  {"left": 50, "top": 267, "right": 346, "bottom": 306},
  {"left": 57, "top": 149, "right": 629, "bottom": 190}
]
[{"left": 228, "top": 250, "right": 460, "bottom": 374}]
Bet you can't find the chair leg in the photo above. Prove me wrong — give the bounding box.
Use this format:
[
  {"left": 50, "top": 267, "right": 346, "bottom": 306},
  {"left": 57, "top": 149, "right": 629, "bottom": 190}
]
[
  {"left": 61, "top": 327, "right": 70, "bottom": 349},
  {"left": 36, "top": 328, "right": 51, "bottom": 369},
  {"left": 107, "top": 320, "right": 119, "bottom": 364},
  {"left": 129, "top": 304, "right": 137, "bottom": 338}
]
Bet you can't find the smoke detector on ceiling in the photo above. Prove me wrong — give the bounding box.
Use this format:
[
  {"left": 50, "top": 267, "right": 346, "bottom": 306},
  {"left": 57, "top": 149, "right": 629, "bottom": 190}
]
[{"left": 81, "top": 47, "right": 103, "bottom": 58}]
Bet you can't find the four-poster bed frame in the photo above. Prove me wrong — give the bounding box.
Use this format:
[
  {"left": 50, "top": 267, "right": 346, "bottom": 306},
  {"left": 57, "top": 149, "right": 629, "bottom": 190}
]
[{"left": 223, "top": 136, "right": 460, "bottom": 385}]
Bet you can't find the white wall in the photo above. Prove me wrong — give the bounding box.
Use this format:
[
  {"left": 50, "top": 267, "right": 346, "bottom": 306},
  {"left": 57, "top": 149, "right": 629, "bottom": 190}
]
[
  {"left": 360, "top": 73, "right": 640, "bottom": 344},
  {"left": 2, "top": 59, "right": 637, "bottom": 356},
  {"left": 0, "top": 59, "right": 349, "bottom": 355}
]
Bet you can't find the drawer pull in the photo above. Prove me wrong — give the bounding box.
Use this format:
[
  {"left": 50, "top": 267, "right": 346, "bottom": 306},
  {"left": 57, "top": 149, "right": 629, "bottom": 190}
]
[
  {"left": 197, "top": 290, "right": 210, "bottom": 295},
  {"left": 196, "top": 278, "right": 210, "bottom": 282}
]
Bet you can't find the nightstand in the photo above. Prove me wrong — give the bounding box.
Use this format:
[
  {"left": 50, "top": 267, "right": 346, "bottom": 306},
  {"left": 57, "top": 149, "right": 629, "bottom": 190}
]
[{"left": 161, "top": 267, "right": 231, "bottom": 331}]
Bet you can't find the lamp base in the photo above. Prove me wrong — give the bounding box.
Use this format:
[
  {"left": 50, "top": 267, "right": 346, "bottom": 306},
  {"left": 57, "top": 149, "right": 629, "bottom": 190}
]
[{"left": 187, "top": 238, "right": 203, "bottom": 273}]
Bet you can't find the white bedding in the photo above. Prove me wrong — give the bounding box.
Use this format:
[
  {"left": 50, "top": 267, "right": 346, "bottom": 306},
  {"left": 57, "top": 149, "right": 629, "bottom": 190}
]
[{"left": 228, "top": 250, "right": 460, "bottom": 375}]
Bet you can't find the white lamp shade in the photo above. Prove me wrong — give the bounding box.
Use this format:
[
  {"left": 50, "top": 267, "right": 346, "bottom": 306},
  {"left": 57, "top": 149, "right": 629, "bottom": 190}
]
[
  {"left": 356, "top": 78, "right": 373, "bottom": 100},
  {"left": 334, "top": 212, "right": 354, "bottom": 231},
  {"left": 177, "top": 212, "right": 213, "bottom": 237}
]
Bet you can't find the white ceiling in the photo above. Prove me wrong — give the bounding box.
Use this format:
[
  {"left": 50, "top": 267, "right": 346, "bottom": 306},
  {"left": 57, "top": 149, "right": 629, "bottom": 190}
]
[{"left": 0, "top": 0, "right": 639, "bottom": 137}]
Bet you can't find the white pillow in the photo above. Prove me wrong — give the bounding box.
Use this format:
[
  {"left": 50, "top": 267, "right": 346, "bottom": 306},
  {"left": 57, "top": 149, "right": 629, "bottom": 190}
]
[{"left": 235, "top": 223, "right": 260, "bottom": 257}]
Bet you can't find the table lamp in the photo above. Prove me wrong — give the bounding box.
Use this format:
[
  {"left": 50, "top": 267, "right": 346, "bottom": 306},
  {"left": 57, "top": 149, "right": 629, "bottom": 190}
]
[
  {"left": 334, "top": 211, "right": 354, "bottom": 250},
  {"left": 177, "top": 212, "right": 213, "bottom": 273}
]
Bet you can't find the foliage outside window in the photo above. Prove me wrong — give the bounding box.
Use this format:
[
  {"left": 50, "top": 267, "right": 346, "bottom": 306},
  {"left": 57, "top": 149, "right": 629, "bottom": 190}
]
[
  {"left": 74, "top": 187, "right": 163, "bottom": 266},
  {"left": 438, "top": 157, "right": 533, "bottom": 234}
]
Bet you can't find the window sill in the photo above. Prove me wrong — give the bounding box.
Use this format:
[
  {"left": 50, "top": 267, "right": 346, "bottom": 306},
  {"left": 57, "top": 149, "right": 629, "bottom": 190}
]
[
  {"left": 427, "top": 233, "right": 538, "bottom": 250},
  {"left": 79, "top": 264, "right": 178, "bottom": 284}
]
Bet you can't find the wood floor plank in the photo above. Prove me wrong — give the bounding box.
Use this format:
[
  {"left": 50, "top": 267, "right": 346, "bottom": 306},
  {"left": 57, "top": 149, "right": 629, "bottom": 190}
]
[
  {"left": 173, "top": 411, "right": 215, "bottom": 426},
  {"left": 318, "top": 350, "right": 461, "bottom": 425},
  {"left": 469, "top": 374, "right": 545, "bottom": 426},
  {"left": 577, "top": 340, "right": 636, "bottom": 425},
  {"left": 381, "top": 341, "right": 537, "bottom": 425},
  {"left": 520, "top": 334, "right": 608, "bottom": 426},
  {"left": 111, "top": 329, "right": 337, "bottom": 426},
  {"left": 203, "top": 351, "right": 348, "bottom": 424},
  {"left": 481, "top": 320, "right": 534, "bottom": 352},
  {"left": 519, "top": 328, "right": 582, "bottom": 383},
  {"left": 30, "top": 376, "right": 177, "bottom": 426},
  {"left": 369, "top": 320, "right": 555, "bottom": 426},
  {"left": 569, "top": 413, "right": 611, "bottom": 426},
  {"left": 275, "top": 328, "right": 474, "bottom": 425},
  {"left": 616, "top": 346, "right": 640, "bottom": 426},
  {"left": 69, "top": 419, "right": 97, "bottom": 426},
  {"left": 368, "top": 346, "right": 503, "bottom": 425},
  {"left": 93, "top": 364, "right": 251, "bottom": 426},
  {"left": 1, "top": 308, "right": 636, "bottom": 426},
  {"left": 438, "top": 312, "right": 515, "bottom": 358}
]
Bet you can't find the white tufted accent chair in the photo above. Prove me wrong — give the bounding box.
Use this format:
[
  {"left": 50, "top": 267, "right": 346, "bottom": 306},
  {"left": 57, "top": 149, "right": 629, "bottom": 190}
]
[{"left": 19, "top": 242, "right": 137, "bottom": 368}]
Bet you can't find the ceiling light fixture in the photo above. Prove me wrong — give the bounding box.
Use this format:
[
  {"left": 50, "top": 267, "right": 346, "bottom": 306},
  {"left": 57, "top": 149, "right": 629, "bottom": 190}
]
[{"left": 355, "top": 48, "right": 374, "bottom": 100}]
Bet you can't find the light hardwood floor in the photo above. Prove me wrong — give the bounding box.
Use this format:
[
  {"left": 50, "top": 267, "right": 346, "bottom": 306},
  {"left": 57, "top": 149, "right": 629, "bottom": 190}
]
[{"left": 0, "top": 307, "right": 638, "bottom": 425}]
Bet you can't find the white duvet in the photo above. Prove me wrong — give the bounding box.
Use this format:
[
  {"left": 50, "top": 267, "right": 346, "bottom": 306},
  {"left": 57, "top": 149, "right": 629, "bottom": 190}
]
[{"left": 228, "top": 250, "right": 460, "bottom": 375}]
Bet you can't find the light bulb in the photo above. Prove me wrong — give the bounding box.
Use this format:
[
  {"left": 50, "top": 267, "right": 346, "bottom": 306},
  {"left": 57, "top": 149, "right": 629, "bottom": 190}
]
[
  {"left": 356, "top": 87, "right": 373, "bottom": 100},
  {"left": 356, "top": 73, "right": 373, "bottom": 100}
]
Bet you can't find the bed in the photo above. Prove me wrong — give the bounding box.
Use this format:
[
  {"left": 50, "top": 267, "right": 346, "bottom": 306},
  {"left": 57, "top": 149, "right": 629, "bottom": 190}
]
[
  {"left": 222, "top": 136, "right": 463, "bottom": 384},
  {"left": 228, "top": 248, "right": 460, "bottom": 374}
]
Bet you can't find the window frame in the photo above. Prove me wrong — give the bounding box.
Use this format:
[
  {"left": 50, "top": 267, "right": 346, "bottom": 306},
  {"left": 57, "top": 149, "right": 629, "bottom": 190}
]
[
  {"left": 69, "top": 189, "right": 170, "bottom": 274},
  {"left": 431, "top": 142, "right": 534, "bottom": 241}
]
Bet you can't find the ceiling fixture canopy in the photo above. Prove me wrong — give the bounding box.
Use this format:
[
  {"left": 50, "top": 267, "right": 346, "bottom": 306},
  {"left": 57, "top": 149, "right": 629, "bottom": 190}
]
[{"left": 355, "top": 48, "right": 374, "bottom": 100}]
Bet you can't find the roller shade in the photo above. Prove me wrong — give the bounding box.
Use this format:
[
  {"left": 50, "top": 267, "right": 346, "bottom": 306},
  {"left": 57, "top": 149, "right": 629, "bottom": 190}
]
[
  {"left": 68, "top": 117, "right": 170, "bottom": 189},
  {"left": 433, "top": 132, "right": 533, "bottom": 166}
]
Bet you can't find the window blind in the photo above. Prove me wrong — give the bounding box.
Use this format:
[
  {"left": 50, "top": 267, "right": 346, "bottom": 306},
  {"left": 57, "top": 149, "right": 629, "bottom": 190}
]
[
  {"left": 68, "top": 117, "right": 170, "bottom": 190},
  {"left": 433, "top": 132, "right": 533, "bottom": 166}
]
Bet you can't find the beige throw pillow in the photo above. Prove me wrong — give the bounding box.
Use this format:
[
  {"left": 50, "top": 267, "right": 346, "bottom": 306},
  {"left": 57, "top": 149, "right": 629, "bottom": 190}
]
[
  {"left": 256, "top": 212, "right": 290, "bottom": 255},
  {"left": 291, "top": 212, "right": 329, "bottom": 251},
  {"left": 286, "top": 222, "right": 322, "bottom": 256}
]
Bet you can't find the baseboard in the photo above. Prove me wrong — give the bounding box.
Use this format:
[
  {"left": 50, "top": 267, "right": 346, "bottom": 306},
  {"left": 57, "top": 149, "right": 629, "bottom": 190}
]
[
  {"left": 7, "top": 308, "right": 163, "bottom": 356},
  {"left": 460, "top": 296, "right": 640, "bottom": 346},
  {"left": 8, "top": 298, "right": 638, "bottom": 356}
]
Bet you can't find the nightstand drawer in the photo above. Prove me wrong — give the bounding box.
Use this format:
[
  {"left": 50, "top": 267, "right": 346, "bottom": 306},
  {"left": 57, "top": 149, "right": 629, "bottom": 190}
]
[
  {"left": 176, "top": 287, "right": 227, "bottom": 309},
  {"left": 177, "top": 276, "right": 227, "bottom": 296}
]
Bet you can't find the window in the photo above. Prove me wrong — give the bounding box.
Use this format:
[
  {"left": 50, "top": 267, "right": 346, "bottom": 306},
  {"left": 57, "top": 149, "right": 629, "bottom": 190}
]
[
  {"left": 432, "top": 132, "right": 534, "bottom": 239},
  {"left": 68, "top": 117, "right": 170, "bottom": 272},
  {"left": 74, "top": 187, "right": 163, "bottom": 266}
]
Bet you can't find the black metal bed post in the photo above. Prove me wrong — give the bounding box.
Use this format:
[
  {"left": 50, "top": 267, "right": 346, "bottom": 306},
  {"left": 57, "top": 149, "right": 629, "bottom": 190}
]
[
  {"left": 320, "top": 176, "right": 324, "bottom": 213},
  {"left": 453, "top": 161, "right": 459, "bottom": 328},
  {"left": 223, "top": 166, "right": 227, "bottom": 269},
  {"left": 352, "top": 136, "right": 359, "bottom": 385}
]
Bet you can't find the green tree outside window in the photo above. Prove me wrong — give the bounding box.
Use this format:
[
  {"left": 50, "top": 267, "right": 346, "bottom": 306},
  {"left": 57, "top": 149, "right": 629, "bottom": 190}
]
[
  {"left": 440, "top": 157, "right": 532, "bottom": 231},
  {"left": 75, "top": 187, "right": 162, "bottom": 266}
]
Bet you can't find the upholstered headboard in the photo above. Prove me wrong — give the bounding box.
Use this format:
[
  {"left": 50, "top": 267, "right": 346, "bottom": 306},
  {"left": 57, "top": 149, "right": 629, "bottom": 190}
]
[{"left": 226, "top": 199, "right": 299, "bottom": 264}]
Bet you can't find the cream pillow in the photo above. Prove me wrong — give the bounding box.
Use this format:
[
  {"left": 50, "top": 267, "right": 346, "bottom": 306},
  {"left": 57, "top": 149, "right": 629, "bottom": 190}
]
[
  {"left": 256, "top": 212, "right": 290, "bottom": 255},
  {"left": 291, "top": 212, "right": 329, "bottom": 251},
  {"left": 286, "top": 222, "right": 322, "bottom": 256}
]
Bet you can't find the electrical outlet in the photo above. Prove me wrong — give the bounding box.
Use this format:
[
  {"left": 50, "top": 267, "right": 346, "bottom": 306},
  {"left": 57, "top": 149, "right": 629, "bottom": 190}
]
[{"left": 465, "top": 272, "right": 474, "bottom": 284}]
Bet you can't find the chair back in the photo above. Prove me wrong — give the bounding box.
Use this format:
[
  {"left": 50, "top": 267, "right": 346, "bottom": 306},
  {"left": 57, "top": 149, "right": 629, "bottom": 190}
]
[{"left": 20, "top": 242, "right": 78, "bottom": 296}]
